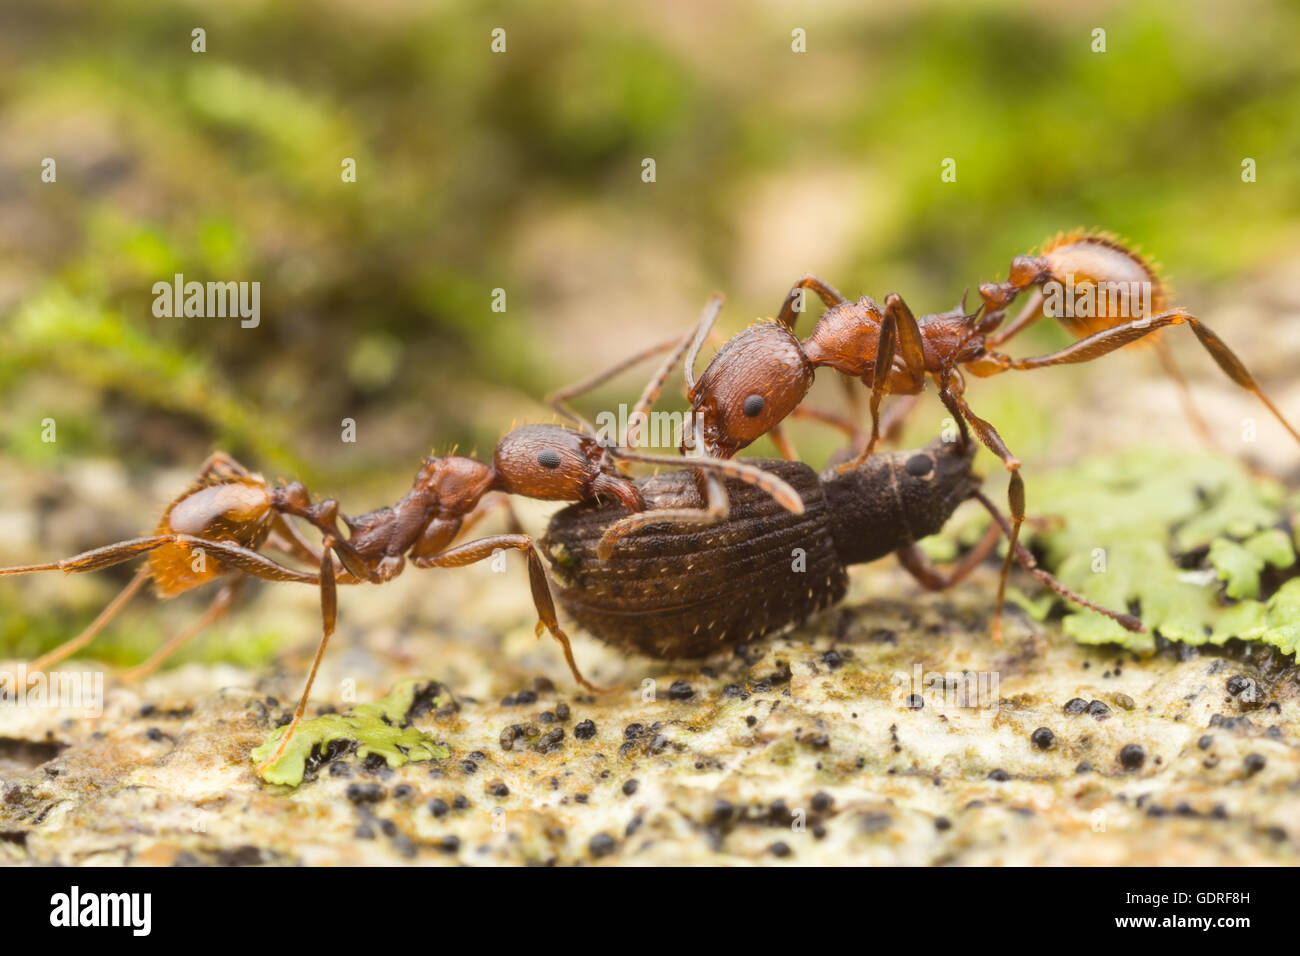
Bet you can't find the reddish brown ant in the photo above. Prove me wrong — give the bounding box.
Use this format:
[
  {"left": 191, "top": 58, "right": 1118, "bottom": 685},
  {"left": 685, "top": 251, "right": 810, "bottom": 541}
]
[
  {"left": 0, "top": 424, "right": 802, "bottom": 776},
  {"left": 557, "top": 232, "right": 1300, "bottom": 640}
]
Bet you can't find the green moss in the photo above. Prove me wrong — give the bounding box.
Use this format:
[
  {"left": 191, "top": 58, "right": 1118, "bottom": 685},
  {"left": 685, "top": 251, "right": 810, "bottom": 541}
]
[
  {"left": 252, "top": 679, "right": 451, "bottom": 786},
  {"left": 1018, "top": 451, "right": 1298, "bottom": 655}
]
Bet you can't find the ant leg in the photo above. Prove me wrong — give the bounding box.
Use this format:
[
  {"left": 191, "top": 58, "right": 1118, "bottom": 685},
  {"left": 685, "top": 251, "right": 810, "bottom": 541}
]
[
  {"left": 119, "top": 578, "right": 244, "bottom": 682},
  {"left": 256, "top": 540, "right": 340, "bottom": 777},
  {"left": 769, "top": 425, "right": 798, "bottom": 461},
  {"left": 267, "top": 513, "right": 323, "bottom": 565},
  {"left": 600, "top": 417, "right": 807, "bottom": 557},
  {"left": 895, "top": 525, "right": 1004, "bottom": 590},
  {"left": 1152, "top": 337, "right": 1223, "bottom": 451},
  {"left": 546, "top": 333, "right": 685, "bottom": 437},
  {"left": 776, "top": 274, "right": 848, "bottom": 329},
  {"left": 606, "top": 445, "right": 804, "bottom": 516},
  {"left": 3, "top": 532, "right": 326, "bottom": 585},
  {"left": 838, "top": 294, "right": 927, "bottom": 472},
  {"left": 680, "top": 294, "right": 725, "bottom": 395},
  {"left": 985, "top": 309, "right": 1300, "bottom": 444},
  {"left": 449, "top": 492, "right": 522, "bottom": 544},
  {"left": 0, "top": 536, "right": 177, "bottom": 577},
  {"left": 27, "top": 567, "right": 151, "bottom": 673},
  {"left": 624, "top": 295, "right": 727, "bottom": 450},
  {"left": 984, "top": 289, "right": 1045, "bottom": 348},
  {"left": 597, "top": 470, "right": 730, "bottom": 561},
  {"left": 879, "top": 393, "right": 920, "bottom": 446},
  {"left": 790, "top": 404, "right": 867, "bottom": 447},
  {"left": 971, "top": 491, "right": 1143, "bottom": 633},
  {"left": 411, "top": 534, "right": 606, "bottom": 693},
  {"left": 937, "top": 378, "right": 1023, "bottom": 642}
]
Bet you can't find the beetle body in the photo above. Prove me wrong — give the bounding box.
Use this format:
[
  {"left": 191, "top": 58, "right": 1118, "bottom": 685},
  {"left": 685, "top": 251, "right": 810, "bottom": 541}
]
[{"left": 543, "top": 438, "right": 978, "bottom": 658}]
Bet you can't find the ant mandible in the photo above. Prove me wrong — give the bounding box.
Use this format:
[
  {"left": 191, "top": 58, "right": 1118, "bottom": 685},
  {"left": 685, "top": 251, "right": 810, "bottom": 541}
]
[
  {"left": 0, "top": 423, "right": 802, "bottom": 775},
  {"left": 557, "top": 232, "right": 1300, "bottom": 639}
]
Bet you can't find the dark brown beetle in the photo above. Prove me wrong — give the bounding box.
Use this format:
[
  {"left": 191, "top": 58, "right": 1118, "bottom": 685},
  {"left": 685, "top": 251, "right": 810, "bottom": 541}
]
[{"left": 542, "top": 436, "right": 1140, "bottom": 659}]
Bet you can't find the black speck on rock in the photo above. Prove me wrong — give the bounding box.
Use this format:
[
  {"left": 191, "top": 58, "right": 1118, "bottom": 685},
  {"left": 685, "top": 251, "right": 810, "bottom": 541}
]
[
  {"left": 1076, "top": 762, "right": 1092, "bottom": 774},
  {"left": 574, "top": 719, "right": 596, "bottom": 740},
  {"left": 216, "top": 845, "right": 263, "bottom": 867},
  {"left": 768, "top": 841, "right": 792, "bottom": 858},
  {"left": 588, "top": 833, "right": 616, "bottom": 859},
  {"left": 1198, "top": 735, "right": 1214, "bottom": 751},
  {"left": 1030, "top": 727, "right": 1055, "bottom": 750},
  {"left": 534, "top": 728, "right": 565, "bottom": 754},
  {"left": 668, "top": 680, "right": 695, "bottom": 701},
  {"left": 428, "top": 798, "right": 449, "bottom": 818},
  {"left": 345, "top": 783, "right": 385, "bottom": 805},
  {"left": 438, "top": 835, "right": 460, "bottom": 854},
  {"left": 622, "top": 779, "right": 639, "bottom": 796},
  {"left": 934, "top": 816, "right": 951, "bottom": 831},
  {"left": 1226, "top": 675, "right": 1253, "bottom": 697},
  {"left": 1063, "top": 698, "right": 1088, "bottom": 716},
  {"left": 1086, "top": 700, "right": 1111, "bottom": 720},
  {"left": 811, "top": 791, "right": 833, "bottom": 813},
  {"left": 490, "top": 782, "right": 510, "bottom": 798},
  {"left": 1118, "top": 744, "right": 1146, "bottom": 770},
  {"left": 1244, "top": 753, "right": 1266, "bottom": 775},
  {"left": 988, "top": 769, "right": 1009, "bottom": 782}
]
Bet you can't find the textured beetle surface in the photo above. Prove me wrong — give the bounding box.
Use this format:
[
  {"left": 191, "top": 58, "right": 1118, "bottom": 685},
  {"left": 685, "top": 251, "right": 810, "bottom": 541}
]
[{"left": 543, "top": 439, "right": 979, "bottom": 659}]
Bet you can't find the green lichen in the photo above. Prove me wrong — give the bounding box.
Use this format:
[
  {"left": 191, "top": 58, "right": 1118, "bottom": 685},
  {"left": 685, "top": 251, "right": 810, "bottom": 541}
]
[
  {"left": 252, "top": 679, "right": 451, "bottom": 786},
  {"left": 1011, "top": 450, "right": 1298, "bottom": 655}
]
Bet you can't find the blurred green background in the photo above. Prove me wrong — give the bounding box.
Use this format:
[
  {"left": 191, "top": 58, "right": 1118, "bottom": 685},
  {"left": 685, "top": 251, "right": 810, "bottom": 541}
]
[{"left": 2, "top": 0, "right": 1299, "bottom": 514}]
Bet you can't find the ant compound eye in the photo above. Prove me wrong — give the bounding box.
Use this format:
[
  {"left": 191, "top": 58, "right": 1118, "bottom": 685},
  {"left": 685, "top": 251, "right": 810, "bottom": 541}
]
[
  {"left": 537, "top": 448, "right": 562, "bottom": 469},
  {"left": 742, "top": 394, "right": 765, "bottom": 418},
  {"left": 905, "top": 454, "right": 934, "bottom": 477}
]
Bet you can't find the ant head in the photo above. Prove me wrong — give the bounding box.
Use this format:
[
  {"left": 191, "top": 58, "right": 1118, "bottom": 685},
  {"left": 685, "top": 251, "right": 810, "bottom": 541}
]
[
  {"left": 493, "top": 425, "right": 644, "bottom": 511},
  {"left": 690, "top": 321, "right": 814, "bottom": 457}
]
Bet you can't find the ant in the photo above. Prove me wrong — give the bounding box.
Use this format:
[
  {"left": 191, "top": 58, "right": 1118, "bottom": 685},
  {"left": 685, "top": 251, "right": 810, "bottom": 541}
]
[
  {"left": 0, "top": 424, "right": 802, "bottom": 776},
  {"left": 554, "top": 232, "right": 1300, "bottom": 639}
]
